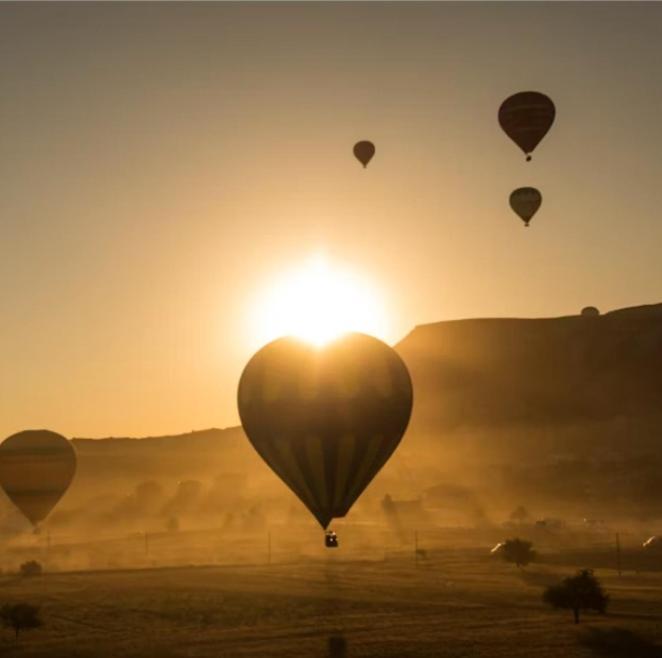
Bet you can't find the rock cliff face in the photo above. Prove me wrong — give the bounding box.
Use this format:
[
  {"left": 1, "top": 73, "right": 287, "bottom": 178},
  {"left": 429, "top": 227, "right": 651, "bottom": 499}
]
[{"left": 395, "top": 304, "right": 662, "bottom": 433}]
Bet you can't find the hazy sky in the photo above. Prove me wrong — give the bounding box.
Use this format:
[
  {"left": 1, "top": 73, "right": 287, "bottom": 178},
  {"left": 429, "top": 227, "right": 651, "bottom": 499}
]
[{"left": 2, "top": 2, "right": 662, "bottom": 439}]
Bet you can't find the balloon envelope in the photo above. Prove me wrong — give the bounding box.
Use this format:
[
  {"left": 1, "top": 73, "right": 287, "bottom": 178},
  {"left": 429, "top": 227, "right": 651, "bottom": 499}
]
[
  {"left": 509, "top": 187, "right": 542, "bottom": 226},
  {"left": 0, "top": 430, "right": 76, "bottom": 526},
  {"left": 238, "top": 333, "right": 413, "bottom": 529},
  {"left": 498, "top": 92, "right": 555, "bottom": 160},
  {"left": 353, "top": 141, "right": 375, "bottom": 168}
]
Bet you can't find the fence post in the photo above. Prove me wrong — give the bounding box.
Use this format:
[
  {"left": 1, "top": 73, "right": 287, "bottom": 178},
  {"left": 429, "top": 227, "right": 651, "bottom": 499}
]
[{"left": 615, "top": 533, "right": 622, "bottom": 576}]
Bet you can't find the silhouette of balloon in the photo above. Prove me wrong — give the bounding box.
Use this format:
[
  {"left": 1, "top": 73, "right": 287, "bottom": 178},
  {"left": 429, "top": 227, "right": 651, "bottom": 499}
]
[
  {"left": 0, "top": 430, "right": 76, "bottom": 527},
  {"left": 581, "top": 306, "right": 600, "bottom": 317},
  {"left": 510, "top": 187, "right": 542, "bottom": 227},
  {"left": 238, "top": 333, "right": 413, "bottom": 529},
  {"left": 353, "top": 141, "right": 375, "bottom": 168},
  {"left": 499, "top": 92, "right": 555, "bottom": 161}
]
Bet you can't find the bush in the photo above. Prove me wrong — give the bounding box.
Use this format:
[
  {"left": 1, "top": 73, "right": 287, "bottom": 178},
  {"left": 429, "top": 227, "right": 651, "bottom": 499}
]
[
  {"left": 543, "top": 569, "right": 609, "bottom": 623},
  {"left": 509, "top": 506, "right": 530, "bottom": 523},
  {"left": 19, "top": 561, "right": 42, "bottom": 577},
  {"left": 0, "top": 603, "right": 43, "bottom": 639},
  {"left": 328, "top": 635, "right": 347, "bottom": 657},
  {"left": 501, "top": 538, "right": 536, "bottom": 568}
]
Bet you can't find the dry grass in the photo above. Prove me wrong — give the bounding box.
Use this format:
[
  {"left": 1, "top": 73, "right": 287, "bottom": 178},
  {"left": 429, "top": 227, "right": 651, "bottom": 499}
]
[{"left": 0, "top": 542, "right": 661, "bottom": 657}]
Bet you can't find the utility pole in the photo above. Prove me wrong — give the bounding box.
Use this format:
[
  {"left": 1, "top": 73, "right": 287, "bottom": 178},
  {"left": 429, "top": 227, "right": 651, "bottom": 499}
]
[{"left": 615, "top": 533, "right": 622, "bottom": 576}]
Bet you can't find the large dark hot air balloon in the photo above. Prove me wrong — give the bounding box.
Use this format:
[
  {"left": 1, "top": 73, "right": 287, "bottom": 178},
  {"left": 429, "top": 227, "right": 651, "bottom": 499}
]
[
  {"left": 499, "top": 92, "right": 555, "bottom": 161},
  {"left": 0, "top": 430, "right": 77, "bottom": 527},
  {"left": 238, "top": 333, "right": 412, "bottom": 534},
  {"left": 509, "top": 187, "right": 542, "bottom": 227},
  {"left": 353, "top": 141, "right": 375, "bottom": 168}
]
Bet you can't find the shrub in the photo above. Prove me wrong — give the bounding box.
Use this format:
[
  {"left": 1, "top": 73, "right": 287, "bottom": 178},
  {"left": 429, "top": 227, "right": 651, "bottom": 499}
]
[
  {"left": 0, "top": 603, "right": 43, "bottom": 639},
  {"left": 543, "top": 569, "right": 609, "bottom": 623},
  {"left": 501, "top": 538, "right": 536, "bottom": 568},
  {"left": 19, "top": 560, "right": 42, "bottom": 577}
]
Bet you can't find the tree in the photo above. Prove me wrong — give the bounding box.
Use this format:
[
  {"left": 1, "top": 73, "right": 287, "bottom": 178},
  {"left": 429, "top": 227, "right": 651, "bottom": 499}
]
[
  {"left": 543, "top": 569, "right": 609, "bottom": 624},
  {"left": 0, "top": 603, "right": 43, "bottom": 639},
  {"left": 501, "top": 538, "right": 536, "bottom": 568},
  {"left": 509, "top": 505, "right": 530, "bottom": 524},
  {"left": 328, "top": 635, "right": 347, "bottom": 657},
  {"left": 19, "top": 560, "right": 42, "bottom": 577}
]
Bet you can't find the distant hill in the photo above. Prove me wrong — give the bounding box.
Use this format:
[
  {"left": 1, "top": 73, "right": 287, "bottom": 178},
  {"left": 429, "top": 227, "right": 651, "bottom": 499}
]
[
  {"left": 68, "top": 427, "right": 257, "bottom": 492},
  {"left": 396, "top": 303, "right": 662, "bottom": 433},
  {"left": 22, "top": 302, "right": 659, "bottom": 524}
]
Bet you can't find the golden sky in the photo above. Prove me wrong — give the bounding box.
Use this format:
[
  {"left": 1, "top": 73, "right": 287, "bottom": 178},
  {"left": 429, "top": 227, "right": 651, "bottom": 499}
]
[{"left": 2, "top": 2, "right": 662, "bottom": 438}]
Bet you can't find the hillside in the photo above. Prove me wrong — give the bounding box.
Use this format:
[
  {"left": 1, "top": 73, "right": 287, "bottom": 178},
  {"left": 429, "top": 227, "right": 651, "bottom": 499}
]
[
  {"left": 396, "top": 303, "right": 662, "bottom": 437},
  {"left": 3, "top": 303, "right": 662, "bottom": 533}
]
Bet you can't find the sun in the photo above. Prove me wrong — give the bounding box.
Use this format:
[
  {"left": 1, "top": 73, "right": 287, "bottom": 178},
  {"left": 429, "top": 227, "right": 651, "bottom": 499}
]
[{"left": 252, "top": 255, "right": 389, "bottom": 347}]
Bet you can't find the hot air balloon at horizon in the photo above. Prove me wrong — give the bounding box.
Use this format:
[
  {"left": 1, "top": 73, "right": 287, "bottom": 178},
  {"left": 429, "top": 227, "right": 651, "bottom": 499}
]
[
  {"left": 0, "top": 429, "right": 77, "bottom": 529},
  {"left": 510, "top": 187, "right": 542, "bottom": 227},
  {"left": 237, "top": 332, "right": 413, "bottom": 545},
  {"left": 499, "top": 91, "right": 555, "bottom": 161},
  {"left": 353, "top": 140, "right": 375, "bottom": 168}
]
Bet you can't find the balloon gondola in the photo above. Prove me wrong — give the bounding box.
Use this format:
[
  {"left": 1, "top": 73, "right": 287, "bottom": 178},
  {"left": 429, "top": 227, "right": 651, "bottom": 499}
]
[{"left": 325, "top": 530, "right": 339, "bottom": 548}]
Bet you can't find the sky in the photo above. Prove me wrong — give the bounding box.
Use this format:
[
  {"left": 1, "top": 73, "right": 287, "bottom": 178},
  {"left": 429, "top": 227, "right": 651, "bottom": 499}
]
[{"left": 1, "top": 2, "right": 662, "bottom": 439}]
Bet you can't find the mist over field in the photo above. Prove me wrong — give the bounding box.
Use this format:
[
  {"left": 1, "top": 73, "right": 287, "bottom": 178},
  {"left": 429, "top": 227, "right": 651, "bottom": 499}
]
[
  {"left": 2, "top": 307, "right": 662, "bottom": 657},
  {"left": 3, "top": 305, "right": 661, "bottom": 574}
]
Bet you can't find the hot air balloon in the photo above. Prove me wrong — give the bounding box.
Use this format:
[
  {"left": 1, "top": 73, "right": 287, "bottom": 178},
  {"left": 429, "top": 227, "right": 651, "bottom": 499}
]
[
  {"left": 238, "top": 333, "right": 413, "bottom": 541},
  {"left": 498, "top": 92, "right": 555, "bottom": 161},
  {"left": 509, "top": 187, "right": 542, "bottom": 227},
  {"left": 0, "top": 430, "right": 76, "bottom": 528},
  {"left": 353, "top": 141, "right": 375, "bottom": 168},
  {"left": 581, "top": 306, "right": 600, "bottom": 317}
]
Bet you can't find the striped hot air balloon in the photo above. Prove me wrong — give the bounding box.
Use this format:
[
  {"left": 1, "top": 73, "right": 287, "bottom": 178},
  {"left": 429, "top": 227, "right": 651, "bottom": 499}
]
[
  {"left": 499, "top": 92, "right": 555, "bottom": 161},
  {"left": 0, "top": 430, "right": 77, "bottom": 527},
  {"left": 238, "top": 333, "right": 413, "bottom": 532},
  {"left": 509, "top": 187, "right": 542, "bottom": 227}
]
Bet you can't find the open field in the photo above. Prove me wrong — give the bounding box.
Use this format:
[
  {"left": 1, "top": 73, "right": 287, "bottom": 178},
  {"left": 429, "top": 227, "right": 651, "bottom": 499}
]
[{"left": 1, "top": 536, "right": 662, "bottom": 657}]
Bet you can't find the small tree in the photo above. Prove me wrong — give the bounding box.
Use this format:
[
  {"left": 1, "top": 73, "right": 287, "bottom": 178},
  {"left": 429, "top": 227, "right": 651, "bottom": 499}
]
[
  {"left": 543, "top": 569, "right": 609, "bottom": 624},
  {"left": 19, "top": 560, "right": 42, "bottom": 577},
  {"left": 328, "top": 635, "right": 347, "bottom": 657},
  {"left": 509, "top": 506, "right": 529, "bottom": 524},
  {"left": 0, "top": 603, "right": 43, "bottom": 639},
  {"left": 502, "top": 538, "right": 536, "bottom": 568}
]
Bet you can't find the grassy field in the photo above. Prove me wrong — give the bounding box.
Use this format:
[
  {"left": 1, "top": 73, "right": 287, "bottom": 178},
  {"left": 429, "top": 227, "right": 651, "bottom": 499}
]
[{"left": 1, "top": 537, "right": 662, "bottom": 658}]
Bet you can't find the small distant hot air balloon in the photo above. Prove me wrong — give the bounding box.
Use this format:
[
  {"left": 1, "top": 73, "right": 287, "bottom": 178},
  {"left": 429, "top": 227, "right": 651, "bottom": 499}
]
[
  {"left": 581, "top": 306, "right": 600, "bottom": 317},
  {"left": 0, "top": 430, "right": 77, "bottom": 528},
  {"left": 509, "top": 187, "right": 542, "bottom": 227},
  {"left": 238, "top": 333, "right": 412, "bottom": 542},
  {"left": 353, "top": 141, "right": 375, "bottom": 168},
  {"left": 499, "top": 92, "right": 555, "bottom": 161}
]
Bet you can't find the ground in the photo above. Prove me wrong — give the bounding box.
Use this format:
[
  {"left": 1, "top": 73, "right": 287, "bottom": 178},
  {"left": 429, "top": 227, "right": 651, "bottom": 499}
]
[{"left": 1, "top": 538, "right": 661, "bottom": 657}]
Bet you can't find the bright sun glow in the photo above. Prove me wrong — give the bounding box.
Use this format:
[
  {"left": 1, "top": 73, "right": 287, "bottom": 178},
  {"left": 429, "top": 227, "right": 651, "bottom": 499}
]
[{"left": 253, "top": 255, "right": 389, "bottom": 347}]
